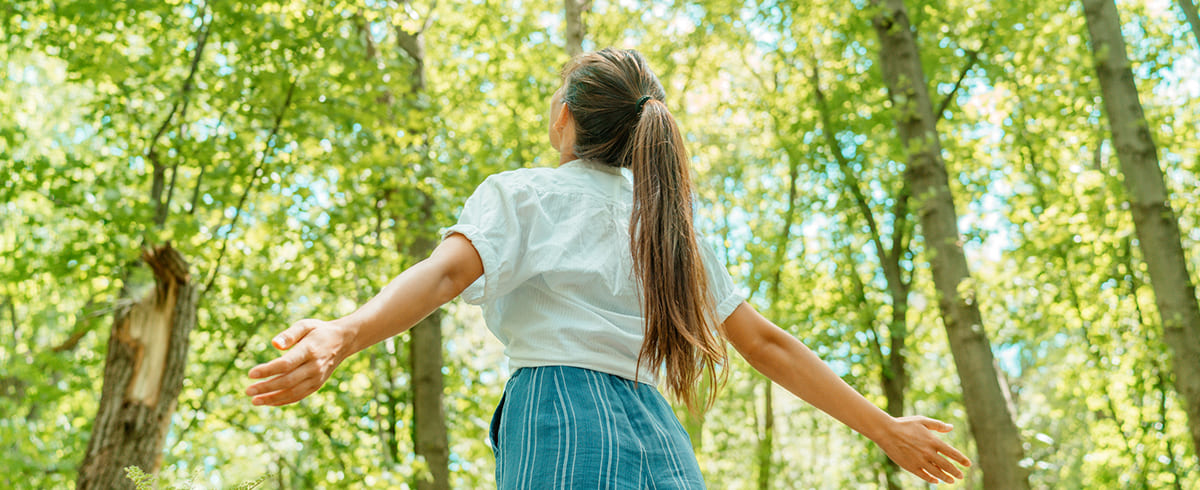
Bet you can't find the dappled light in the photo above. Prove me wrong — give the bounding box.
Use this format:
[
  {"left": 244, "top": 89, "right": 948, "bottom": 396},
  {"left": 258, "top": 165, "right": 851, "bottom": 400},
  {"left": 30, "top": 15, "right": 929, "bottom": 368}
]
[{"left": 2, "top": 0, "right": 1199, "bottom": 488}]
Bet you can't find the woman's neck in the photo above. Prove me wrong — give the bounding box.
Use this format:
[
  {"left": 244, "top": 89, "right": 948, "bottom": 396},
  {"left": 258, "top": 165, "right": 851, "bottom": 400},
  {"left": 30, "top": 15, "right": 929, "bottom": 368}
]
[{"left": 558, "top": 151, "right": 578, "bottom": 166}]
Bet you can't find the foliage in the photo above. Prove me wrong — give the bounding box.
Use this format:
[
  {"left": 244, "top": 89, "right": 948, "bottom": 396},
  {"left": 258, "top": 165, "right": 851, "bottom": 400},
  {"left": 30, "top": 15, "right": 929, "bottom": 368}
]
[
  {"left": 2, "top": 0, "right": 1198, "bottom": 488},
  {"left": 124, "top": 465, "right": 270, "bottom": 490}
]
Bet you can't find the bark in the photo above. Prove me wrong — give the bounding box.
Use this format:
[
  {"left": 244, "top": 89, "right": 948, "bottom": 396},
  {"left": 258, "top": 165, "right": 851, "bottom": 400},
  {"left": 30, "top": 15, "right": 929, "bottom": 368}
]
[
  {"left": 1083, "top": 0, "right": 1200, "bottom": 456},
  {"left": 406, "top": 194, "right": 450, "bottom": 490},
  {"left": 76, "top": 244, "right": 198, "bottom": 490},
  {"left": 396, "top": 12, "right": 451, "bottom": 490},
  {"left": 755, "top": 385, "right": 774, "bottom": 490},
  {"left": 869, "top": 1, "right": 1030, "bottom": 487},
  {"left": 1178, "top": 0, "right": 1200, "bottom": 50},
  {"left": 564, "top": 0, "right": 591, "bottom": 57}
]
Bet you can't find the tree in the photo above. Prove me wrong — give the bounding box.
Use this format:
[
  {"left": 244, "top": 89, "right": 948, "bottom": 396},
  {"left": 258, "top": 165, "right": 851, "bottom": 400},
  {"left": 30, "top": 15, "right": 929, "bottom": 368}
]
[
  {"left": 867, "top": 0, "right": 1030, "bottom": 487},
  {"left": 1081, "top": 0, "right": 1200, "bottom": 457},
  {"left": 392, "top": 3, "right": 452, "bottom": 488},
  {"left": 75, "top": 3, "right": 223, "bottom": 485},
  {"left": 565, "top": 0, "right": 592, "bottom": 57},
  {"left": 76, "top": 245, "right": 198, "bottom": 490},
  {"left": 3, "top": 0, "right": 1198, "bottom": 487},
  {"left": 811, "top": 64, "right": 917, "bottom": 490},
  {"left": 1177, "top": 0, "right": 1200, "bottom": 49}
]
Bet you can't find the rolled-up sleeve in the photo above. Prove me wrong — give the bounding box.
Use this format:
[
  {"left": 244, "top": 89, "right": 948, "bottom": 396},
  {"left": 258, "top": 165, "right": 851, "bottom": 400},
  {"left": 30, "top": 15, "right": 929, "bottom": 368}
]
[{"left": 440, "top": 175, "right": 531, "bottom": 304}]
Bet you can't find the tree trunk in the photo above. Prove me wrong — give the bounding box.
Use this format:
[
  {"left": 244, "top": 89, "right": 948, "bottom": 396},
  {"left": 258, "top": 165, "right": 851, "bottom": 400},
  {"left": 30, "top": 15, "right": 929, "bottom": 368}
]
[
  {"left": 1177, "top": 0, "right": 1200, "bottom": 50},
  {"left": 869, "top": 1, "right": 1030, "bottom": 487},
  {"left": 409, "top": 315, "right": 449, "bottom": 490},
  {"left": 842, "top": 246, "right": 906, "bottom": 490},
  {"left": 1157, "top": 367, "right": 1188, "bottom": 490},
  {"left": 681, "top": 370, "right": 709, "bottom": 451},
  {"left": 395, "top": 12, "right": 451, "bottom": 490},
  {"left": 1082, "top": 0, "right": 1200, "bottom": 456},
  {"left": 564, "top": 0, "right": 590, "bottom": 57},
  {"left": 880, "top": 289, "right": 907, "bottom": 490},
  {"left": 406, "top": 194, "right": 450, "bottom": 490},
  {"left": 811, "top": 68, "right": 912, "bottom": 490},
  {"left": 76, "top": 244, "right": 198, "bottom": 490},
  {"left": 755, "top": 384, "right": 774, "bottom": 490},
  {"left": 753, "top": 145, "right": 802, "bottom": 490}
]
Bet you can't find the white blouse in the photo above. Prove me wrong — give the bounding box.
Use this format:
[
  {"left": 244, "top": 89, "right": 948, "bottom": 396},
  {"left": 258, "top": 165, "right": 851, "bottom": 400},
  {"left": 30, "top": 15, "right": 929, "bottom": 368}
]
[{"left": 441, "top": 159, "right": 746, "bottom": 385}]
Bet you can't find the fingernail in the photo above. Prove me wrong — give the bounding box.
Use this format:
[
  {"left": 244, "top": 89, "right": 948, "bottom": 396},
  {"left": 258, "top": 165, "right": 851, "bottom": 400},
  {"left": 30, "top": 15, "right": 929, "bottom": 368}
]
[
  {"left": 253, "top": 398, "right": 263, "bottom": 406},
  {"left": 273, "top": 336, "right": 286, "bottom": 347}
]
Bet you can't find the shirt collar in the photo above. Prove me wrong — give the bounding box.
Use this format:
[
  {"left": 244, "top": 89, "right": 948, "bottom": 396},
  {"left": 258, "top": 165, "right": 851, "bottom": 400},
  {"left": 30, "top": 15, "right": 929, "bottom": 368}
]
[{"left": 561, "top": 158, "right": 624, "bottom": 176}]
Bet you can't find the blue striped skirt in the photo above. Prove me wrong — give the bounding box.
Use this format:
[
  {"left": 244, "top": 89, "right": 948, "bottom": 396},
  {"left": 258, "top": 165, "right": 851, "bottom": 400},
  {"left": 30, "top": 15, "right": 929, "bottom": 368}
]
[{"left": 488, "top": 365, "right": 706, "bottom": 489}]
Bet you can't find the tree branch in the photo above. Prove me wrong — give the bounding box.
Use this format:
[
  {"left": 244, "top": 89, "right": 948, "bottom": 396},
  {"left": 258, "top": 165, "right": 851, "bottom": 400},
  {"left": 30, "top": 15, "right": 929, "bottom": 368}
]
[
  {"left": 844, "top": 244, "right": 887, "bottom": 369},
  {"left": 149, "top": 0, "right": 212, "bottom": 228},
  {"left": 48, "top": 296, "right": 127, "bottom": 353},
  {"left": 188, "top": 102, "right": 240, "bottom": 215},
  {"left": 888, "top": 181, "right": 911, "bottom": 269},
  {"left": 420, "top": 0, "right": 439, "bottom": 35},
  {"left": 933, "top": 38, "right": 988, "bottom": 124},
  {"left": 809, "top": 66, "right": 889, "bottom": 260},
  {"left": 203, "top": 76, "right": 298, "bottom": 293}
]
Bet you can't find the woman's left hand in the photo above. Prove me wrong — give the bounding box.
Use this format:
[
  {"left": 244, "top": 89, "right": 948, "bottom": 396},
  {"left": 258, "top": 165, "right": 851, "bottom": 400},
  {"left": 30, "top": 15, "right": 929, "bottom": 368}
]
[
  {"left": 245, "top": 319, "right": 352, "bottom": 406},
  {"left": 874, "top": 415, "right": 972, "bottom": 484}
]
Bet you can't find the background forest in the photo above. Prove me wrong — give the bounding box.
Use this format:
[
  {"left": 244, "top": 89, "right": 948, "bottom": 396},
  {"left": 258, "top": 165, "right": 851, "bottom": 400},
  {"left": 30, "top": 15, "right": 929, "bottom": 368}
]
[{"left": 3, "top": 0, "right": 1199, "bottom": 488}]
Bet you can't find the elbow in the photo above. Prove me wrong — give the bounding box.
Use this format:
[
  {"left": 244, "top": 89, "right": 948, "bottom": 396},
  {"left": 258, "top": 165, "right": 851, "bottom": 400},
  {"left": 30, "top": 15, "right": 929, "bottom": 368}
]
[
  {"left": 429, "top": 260, "right": 468, "bottom": 305},
  {"left": 740, "top": 329, "right": 787, "bottom": 374},
  {"left": 426, "top": 256, "right": 478, "bottom": 305},
  {"left": 424, "top": 233, "right": 484, "bottom": 304},
  {"left": 725, "top": 304, "right": 791, "bottom": 374}
]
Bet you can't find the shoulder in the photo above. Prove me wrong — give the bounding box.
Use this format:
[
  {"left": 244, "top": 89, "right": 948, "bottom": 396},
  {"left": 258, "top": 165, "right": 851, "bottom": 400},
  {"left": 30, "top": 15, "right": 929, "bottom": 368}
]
[
  {"left": 480, "top": 165, "right": 603, "bottom": 201},
  {"left": 483, "top": 166, "right": 559, "bottom": 192}
]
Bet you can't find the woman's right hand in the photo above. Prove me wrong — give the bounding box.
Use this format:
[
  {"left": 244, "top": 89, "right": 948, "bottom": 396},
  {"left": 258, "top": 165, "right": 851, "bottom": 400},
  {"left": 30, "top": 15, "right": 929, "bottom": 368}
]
[
  {"left": 874, "top": 415, "right": 972, "bottom": 484},
  {"left": 245, "top": 318, "right": 354, "bottom": 406}
]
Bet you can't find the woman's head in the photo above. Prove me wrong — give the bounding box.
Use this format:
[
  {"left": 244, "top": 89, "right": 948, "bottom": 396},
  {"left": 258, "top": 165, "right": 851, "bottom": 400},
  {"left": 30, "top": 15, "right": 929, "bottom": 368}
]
[
  {"left": 553, "top": 49, "right": 665, "bottom": 166},
  {"left": 554, "top": 48, "right": 727, "bottom": 411}
]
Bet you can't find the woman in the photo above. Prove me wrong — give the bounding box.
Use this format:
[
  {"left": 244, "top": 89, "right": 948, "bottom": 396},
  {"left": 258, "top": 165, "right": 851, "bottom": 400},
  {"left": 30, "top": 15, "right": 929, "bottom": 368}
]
[{"left": 246, "top": 48, "right": 970, "bottom": 487}]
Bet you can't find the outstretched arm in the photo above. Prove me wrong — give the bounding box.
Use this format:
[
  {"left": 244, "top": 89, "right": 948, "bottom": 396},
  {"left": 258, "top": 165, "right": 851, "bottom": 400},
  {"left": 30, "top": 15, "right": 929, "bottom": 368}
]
[
  {"left": 245, "top": 233, "right": 483, "bottom": 406},
  {"left": 722, "top": 301, "right": 971, "bottom": 485}
]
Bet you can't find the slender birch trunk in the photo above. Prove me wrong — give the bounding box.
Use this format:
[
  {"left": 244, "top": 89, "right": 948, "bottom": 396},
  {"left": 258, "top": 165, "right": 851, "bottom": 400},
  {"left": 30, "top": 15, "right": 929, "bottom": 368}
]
[
  {"left": 868, "top": 1, "right": 1030, "bottom": 487},
  {"left": 1082, "top": 0, "right": 1200, "bottom": 456}
]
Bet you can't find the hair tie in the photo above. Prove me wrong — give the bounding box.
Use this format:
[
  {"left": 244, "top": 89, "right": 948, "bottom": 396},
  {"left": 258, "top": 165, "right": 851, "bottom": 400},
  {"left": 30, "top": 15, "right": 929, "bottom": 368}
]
[{"left": 636, "top": 95, "right": 651, "bottom": 113}]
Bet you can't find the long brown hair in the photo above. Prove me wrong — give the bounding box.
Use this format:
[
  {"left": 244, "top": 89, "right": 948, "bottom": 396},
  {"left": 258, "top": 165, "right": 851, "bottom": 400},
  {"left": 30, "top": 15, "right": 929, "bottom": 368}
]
[{"left": 561, "top": 48, "right": 727, "bottom": 410}]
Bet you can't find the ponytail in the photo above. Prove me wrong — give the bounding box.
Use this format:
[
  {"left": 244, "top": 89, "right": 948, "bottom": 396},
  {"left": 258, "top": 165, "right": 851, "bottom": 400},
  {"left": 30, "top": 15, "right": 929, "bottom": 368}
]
[
  {"left": 628, "top": 98, "right": 727, "bottom": 412},
  {"left": 561, "top": 48, "right": 727, "bottom": 411}
]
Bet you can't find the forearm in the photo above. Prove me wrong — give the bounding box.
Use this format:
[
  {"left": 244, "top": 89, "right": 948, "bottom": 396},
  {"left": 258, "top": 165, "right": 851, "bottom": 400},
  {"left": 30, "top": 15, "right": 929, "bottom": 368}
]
[
  {"left": 726, "top": 303, "right": 892, "bottom": 442},
  {"left": 326, "top": 233, "right": 483, "bottom": 360},
  {"left": 752, "top": 329, "right": 891, "bottom": 439},
  {"left": 724, "top": 302, "right": 971, "bottom": 484}
]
